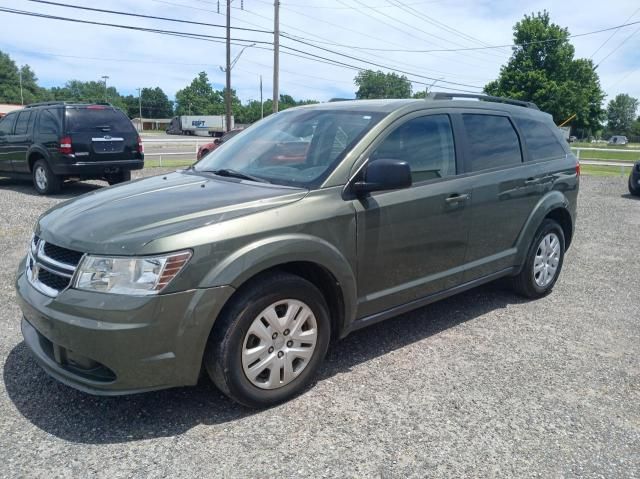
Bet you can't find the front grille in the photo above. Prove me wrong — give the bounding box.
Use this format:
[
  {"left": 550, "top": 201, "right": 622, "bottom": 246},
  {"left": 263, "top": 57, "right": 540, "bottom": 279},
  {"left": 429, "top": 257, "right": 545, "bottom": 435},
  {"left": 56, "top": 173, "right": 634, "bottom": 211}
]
[
  {"left": 43, "top": 242, "right": 83, "bottom": 266},
  {"left": 26, "top": 236, "right": 83, "bottom": 297},
  {"left": 38, "top": 268, "right": 72, "bottom": 291}
]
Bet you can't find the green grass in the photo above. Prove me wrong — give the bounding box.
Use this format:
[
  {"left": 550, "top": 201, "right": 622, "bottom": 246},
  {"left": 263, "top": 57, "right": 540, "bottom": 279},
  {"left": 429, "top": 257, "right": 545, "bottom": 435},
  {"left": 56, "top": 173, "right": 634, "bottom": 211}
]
[
  {"left": 581, "top": 164, "right": 633, "bottom": 177},
  {"left": 145, "top": 159, "right": 194, "bottom": 168},
  {"left": 571, "top": 147, "right": 640, "bottom": 162}
]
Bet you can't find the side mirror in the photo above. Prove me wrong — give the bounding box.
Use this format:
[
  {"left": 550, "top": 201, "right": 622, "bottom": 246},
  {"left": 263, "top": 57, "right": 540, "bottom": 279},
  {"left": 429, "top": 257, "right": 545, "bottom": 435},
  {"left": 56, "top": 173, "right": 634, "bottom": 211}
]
[{"left": 353, "top": 158, "right": 412, "bottom": 195}]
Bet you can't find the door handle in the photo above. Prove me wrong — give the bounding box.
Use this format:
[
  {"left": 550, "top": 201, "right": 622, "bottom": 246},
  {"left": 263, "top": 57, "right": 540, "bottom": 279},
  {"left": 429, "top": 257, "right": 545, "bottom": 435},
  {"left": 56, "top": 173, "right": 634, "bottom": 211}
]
[
  {"left": 445, "top": 193, "right": 470, "bottom": 204},
  {"left": 524, "top": 177, "right": 541, "bottom": 185}
]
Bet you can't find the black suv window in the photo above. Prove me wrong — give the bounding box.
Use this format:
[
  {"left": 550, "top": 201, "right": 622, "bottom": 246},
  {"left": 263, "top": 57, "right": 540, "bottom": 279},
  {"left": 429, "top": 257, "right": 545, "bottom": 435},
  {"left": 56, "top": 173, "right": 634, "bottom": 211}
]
[
  {"left": 38, "top": 109, "right": 60, "bottom": 135},
  {"left": 373, "top": 114, "right": 456, "bottom": 182},
  {"left": 66, "top": 107, "right": 135, "bottom": 133},
  {"left": 0, "top": 113, "right": 17, "bottom": 135},
  {"left": 14, "top": 111, "right": 32, "bottom": 135},
  {"left": 514, "top": 117, "right": 567, "bottom": 161},
  {"left": 462, "top": 114, "right": 522, "bottom": 171}
]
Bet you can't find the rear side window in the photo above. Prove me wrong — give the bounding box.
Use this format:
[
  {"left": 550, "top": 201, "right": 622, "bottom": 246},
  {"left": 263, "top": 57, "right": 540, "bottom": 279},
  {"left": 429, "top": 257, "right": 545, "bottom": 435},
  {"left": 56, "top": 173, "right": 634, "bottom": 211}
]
[
  {"left": 372, "top": 114, "right": 456, "bottom": 182},
  {"left": 0, "top": 113, "right": 17, "bottom": 135},
  {"left": 38, "top": 109, "right": 61, "bottom": 135},
  {"left": 462, "top": 114, "right": 522, "bottom": 171},
  {"left": 65, "top": 107, "right": 135, "bottom": 133},
  {"left": 14, "top": 111, "right": 32, "bottom": 135},
  {"left": 514, "top": 117, "right": 566, "bottom": 161}
]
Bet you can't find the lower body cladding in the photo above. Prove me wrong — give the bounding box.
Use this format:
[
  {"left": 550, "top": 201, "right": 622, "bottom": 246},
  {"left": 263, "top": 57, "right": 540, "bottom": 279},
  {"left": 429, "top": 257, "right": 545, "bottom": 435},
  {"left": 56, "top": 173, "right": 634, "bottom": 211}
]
[{"left": 15, "top": 267, "right": 235, "bottom": 395}]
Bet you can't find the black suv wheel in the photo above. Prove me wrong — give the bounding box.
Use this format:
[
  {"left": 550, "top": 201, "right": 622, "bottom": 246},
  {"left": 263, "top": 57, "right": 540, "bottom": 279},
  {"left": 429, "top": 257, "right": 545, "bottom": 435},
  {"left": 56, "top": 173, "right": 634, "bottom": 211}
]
[
  {"left": 106, "top": 170, "right": 131, "bottom": 185},
  {"left": 32, "top": 159, "right": 61, "bottom": 195}
]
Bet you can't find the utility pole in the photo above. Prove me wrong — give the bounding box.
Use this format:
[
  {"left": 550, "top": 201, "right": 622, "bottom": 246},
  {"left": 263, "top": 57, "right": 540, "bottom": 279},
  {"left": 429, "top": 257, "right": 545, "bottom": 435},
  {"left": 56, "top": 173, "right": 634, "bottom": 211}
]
[
  {"left": 225, "top": 0, "right": 232, "bottom": 132},
  {"left": 101, "top": 75, "right": 109, "bottom": 102},
  {"left": 272, "top": 0, "right": 279, "bottom": 113},
  {"left": 260, "top": 74, "right": 263, "bottom": 119},
  {"left": 137, "top": 88, "right": 143, "bottom": 132},
  {"left": 18, "top": 68, "right": 24, "bottom": 106}
]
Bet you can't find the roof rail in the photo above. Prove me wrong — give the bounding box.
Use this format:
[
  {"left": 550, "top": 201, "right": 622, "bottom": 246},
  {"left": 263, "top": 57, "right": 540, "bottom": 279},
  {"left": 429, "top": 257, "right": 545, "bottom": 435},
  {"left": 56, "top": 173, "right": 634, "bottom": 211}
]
[
  {"left": 427, "top": 92, "right": 539, "bottom": 110},
  {"left": 24, "top": 101, "right": 114, "bottom": 109}
]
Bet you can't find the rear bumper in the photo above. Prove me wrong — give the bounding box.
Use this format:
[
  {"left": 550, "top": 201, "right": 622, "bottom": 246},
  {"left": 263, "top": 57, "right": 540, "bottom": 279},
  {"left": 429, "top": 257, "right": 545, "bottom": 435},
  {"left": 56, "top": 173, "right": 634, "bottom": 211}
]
[
  {"left": 51, "top": 157, "right": 144, "bottom": 177},
  {"left": 15, "top": 265, "right": 235, "bottom": 395}
]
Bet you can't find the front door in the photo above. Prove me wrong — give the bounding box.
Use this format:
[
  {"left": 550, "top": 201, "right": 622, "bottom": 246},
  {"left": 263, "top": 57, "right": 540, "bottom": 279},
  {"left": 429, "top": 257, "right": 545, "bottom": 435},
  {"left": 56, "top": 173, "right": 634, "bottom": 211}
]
[
  {"left": 10, "top": 110, "right": 34, "bottom": 173},
  {"left": 354, "top": 112, "right": 472, "bottom": 318}
]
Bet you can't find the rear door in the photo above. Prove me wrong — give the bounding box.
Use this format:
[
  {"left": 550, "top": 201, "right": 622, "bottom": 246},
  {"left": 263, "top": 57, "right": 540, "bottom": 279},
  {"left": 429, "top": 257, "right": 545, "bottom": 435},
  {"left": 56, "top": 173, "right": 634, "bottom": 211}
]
[
  {"left": 65, "top": 106, "right": 138, "bottom": 163},
  {"left": 458, "top": 111, "right": 544, "bottom": 281},
  {"left": 0, "top": 112, "right": 17, "bottom": 172},
  {"left": 10, "top": 109, "right": 35, "bottom": 173}
]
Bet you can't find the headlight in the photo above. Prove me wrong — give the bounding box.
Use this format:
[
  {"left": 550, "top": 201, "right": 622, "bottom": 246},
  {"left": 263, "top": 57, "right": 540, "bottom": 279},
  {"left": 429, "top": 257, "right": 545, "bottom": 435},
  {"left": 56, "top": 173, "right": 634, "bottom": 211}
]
[{"left": 74, "top": 250, "right": 192, "bottom": 295}]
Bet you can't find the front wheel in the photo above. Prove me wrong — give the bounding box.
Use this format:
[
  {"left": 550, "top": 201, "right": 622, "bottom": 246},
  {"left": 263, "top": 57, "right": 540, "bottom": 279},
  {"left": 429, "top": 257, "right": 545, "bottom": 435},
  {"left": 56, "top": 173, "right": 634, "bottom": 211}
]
[
  {"left": 204, "top": 272, "right": 331, "bottom": 408},
  {"left": 511, "top": 219, "right": 565, "bottom": 299}
]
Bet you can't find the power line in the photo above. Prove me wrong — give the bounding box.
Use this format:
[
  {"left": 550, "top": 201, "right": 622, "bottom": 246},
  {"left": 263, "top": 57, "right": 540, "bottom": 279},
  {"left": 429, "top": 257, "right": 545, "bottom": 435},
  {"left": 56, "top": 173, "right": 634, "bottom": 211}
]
[
  {"left": 590, "top": 6, "right": 640, "bottom": 59},
  {"left": 26, "top": 0, "right": 272, "bottom": 33},
  {"left": 595, "top": 24, "right": 640, "bottom": 68}
]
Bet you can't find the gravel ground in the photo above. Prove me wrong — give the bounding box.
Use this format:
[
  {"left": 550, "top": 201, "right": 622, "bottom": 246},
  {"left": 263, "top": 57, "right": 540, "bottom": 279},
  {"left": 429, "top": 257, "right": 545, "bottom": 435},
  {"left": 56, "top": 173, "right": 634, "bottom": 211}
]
[{"left": 0, "top": 172, "right": 638, "bottom": 478}]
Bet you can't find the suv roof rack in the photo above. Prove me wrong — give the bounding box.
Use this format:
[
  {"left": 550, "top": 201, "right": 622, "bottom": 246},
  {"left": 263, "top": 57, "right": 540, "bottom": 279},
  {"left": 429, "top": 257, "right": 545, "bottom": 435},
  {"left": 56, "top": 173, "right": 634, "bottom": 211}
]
[
  {"left": 24, "top": 101, "right": 114, "bottom": 109},
  {"left": 427, "top": 92, "right": 539, "bottom": 110}
]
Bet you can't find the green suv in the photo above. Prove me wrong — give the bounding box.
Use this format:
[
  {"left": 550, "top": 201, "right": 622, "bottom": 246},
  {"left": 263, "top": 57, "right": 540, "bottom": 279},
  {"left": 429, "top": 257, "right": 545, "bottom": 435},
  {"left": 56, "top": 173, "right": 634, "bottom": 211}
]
[{"left": 15, "top": 94, "right": 579, "bottom": 407}]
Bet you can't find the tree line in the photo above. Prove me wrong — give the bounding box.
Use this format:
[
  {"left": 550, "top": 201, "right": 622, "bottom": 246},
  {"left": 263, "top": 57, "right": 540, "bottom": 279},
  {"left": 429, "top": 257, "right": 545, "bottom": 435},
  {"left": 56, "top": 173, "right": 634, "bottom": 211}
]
[{"left": 1, "top": 11, "right": 638, "bottom": 137}]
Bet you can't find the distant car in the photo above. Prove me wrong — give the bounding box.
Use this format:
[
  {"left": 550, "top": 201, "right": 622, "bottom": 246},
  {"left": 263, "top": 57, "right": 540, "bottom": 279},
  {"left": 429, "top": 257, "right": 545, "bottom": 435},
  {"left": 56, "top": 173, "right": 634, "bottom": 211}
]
[
  {"left": 608, "top": 135, "right": 628, "bottom": 145},
  {"left": 196, "top": 128, "right": 244, "bottom": 160},
  {"left": 629, "top": 161, "right": 640, "bottom": 196},
  {"left": 568, "top": 136, "right": 577, "bottom": 143},
  {"left": 0, "top": 101, "right": 143, "bottom": 194}
]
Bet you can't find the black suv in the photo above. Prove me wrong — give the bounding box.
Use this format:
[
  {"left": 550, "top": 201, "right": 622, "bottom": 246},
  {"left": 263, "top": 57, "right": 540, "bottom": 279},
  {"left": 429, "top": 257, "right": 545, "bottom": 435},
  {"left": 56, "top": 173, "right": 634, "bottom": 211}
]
[{"left": 0, "top": 102, "right": 144, "bottom": 194}]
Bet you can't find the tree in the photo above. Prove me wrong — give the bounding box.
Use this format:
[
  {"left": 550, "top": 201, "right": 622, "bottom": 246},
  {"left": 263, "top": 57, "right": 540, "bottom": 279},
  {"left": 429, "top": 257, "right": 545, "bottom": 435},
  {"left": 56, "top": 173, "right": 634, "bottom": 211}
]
[
  {"left": 484, "top": 11, "right": 605, "bottom": 137},
  {"left": 606, "top": 94, "right": 638, "bottom": 136},
  {"left": 354, "top": 70, "right": 412, "bottom": 99},
  {"left": 174, "top": 72, "right": 223, "bottom": 115},
  {"left": 0, "top": 50, "right": 42, "bottom": 104},
  {"left": 46, "top": 80, "right": 127, "bottom": 110},
  {"left": 138, "top": 87, "right": 173, "bottom": 118}
]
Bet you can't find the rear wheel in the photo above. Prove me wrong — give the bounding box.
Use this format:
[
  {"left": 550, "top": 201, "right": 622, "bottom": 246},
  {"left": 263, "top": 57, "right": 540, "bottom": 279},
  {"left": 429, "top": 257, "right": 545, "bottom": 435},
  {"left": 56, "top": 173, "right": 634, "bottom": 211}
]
[
  {"left": 511, "top": 219, "right": 565, "bottom": 299},
  {"left": 32, "top": 159, "right": 61, "bottom": 195},
  {"left": 629, "top": 174, "right": 640, "bottom": 196},
  {"left": 204, "top": 272, "right": 331, "bottom": 408},
  {"left": 106, "top": 170, "right": 131, "bottom": 185}
]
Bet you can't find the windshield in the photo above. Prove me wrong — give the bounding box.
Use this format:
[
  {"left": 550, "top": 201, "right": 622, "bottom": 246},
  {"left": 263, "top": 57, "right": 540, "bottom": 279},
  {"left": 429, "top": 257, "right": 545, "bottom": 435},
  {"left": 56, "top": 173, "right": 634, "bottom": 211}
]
[{"left": 194, "top": 108, "right": 383, "bottom": 188}]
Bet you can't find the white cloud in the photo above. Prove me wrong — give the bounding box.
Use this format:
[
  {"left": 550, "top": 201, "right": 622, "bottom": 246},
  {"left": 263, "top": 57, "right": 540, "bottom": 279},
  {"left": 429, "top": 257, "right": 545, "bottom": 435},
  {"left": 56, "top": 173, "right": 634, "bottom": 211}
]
[{"left": 2, "top": 0, "right": 639, "bottom": 112}]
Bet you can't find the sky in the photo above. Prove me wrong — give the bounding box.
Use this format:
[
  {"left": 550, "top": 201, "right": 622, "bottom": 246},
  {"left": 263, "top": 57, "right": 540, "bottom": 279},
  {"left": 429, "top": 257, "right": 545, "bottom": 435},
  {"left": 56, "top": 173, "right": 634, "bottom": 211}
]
[{"left": 1, "top": 0, "right": 639, "bottom": 110}]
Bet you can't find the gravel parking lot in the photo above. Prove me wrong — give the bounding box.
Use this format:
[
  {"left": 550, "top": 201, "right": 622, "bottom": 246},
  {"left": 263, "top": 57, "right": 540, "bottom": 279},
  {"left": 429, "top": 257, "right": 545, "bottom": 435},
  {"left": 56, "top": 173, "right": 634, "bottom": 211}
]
[{"left": 0, "top": 172, "right": 638, "bottom": 478}]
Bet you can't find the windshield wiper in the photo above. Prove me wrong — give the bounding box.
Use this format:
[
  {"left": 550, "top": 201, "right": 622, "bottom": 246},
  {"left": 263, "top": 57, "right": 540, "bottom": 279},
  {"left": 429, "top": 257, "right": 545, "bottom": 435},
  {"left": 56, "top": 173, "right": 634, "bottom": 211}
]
[{"left": 204, "top": 168, "right": 270, "bottom": 184}]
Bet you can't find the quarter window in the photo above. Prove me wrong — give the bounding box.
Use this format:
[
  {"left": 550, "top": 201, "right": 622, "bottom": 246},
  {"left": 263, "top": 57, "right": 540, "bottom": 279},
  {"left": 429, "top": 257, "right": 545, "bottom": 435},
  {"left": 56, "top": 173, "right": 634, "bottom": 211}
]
[
  {"left": 372, "top": 114, "right": 456, "bottom": 182},
  {"left": 14, "top": 111, "right": 32, "bottom": 135},
  {"left": 513, "top": 117, "right": 567, "bottom": 161},
  {"left": 462, "top": 114, "right": 522, "bottom": 171},
  {"left": 38, "top": 109, "right": 60, "bottom": 135}
]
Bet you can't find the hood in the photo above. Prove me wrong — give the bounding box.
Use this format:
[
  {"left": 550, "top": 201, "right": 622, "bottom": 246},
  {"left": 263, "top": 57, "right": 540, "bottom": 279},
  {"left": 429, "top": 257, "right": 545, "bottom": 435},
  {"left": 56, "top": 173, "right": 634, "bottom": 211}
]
[{"left": 37, "top": 171, "right": 307, "bottom": 255}]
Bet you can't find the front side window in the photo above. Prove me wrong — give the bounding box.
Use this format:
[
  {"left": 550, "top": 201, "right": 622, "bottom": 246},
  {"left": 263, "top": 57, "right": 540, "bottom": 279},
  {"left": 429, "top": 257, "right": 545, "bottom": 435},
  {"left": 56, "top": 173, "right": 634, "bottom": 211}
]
[
  {"left": 463, "top": 114, "right": 522, "bottom": 171},
  {"left": 371, "top": 114, "right": 456, "bottom": 182},
  {"left": 513, "top": 116, "right": 566, "bottom": 161},
  {"left": 14, "top": 111, "right": 32, "bottom": 135},
  {"left": 195, "top": 109, "right": 383, "bottom": 188},
  {"left": 0, "top": 113, "right": 17, "bottom": 135}
]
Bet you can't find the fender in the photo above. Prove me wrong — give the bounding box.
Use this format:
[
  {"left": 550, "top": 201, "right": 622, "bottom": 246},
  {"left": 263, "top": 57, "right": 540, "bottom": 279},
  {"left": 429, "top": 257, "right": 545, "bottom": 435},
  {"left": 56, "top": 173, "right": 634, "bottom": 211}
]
[
  {"left": 513, "top": 190, "right": 572, "bottom": 269},
  {"left": 26, "top": 145, "right": 51, "bottom": 171},
  {"left": 199, "top": 233, "right": 358, "bottom": 330}
]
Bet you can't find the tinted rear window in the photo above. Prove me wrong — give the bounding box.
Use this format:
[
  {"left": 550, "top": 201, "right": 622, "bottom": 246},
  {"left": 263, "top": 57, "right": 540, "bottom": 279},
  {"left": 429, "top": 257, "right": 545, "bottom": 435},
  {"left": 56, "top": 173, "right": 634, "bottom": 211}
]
[
  {"left": 65, "top": 107, "right": 135, "bottom": 133},
  {"left": 462, "top": 114, "right": 522, "bottom": 171},
  {"left": 514, "top": 117, "right": 567, "bottom": 161}
]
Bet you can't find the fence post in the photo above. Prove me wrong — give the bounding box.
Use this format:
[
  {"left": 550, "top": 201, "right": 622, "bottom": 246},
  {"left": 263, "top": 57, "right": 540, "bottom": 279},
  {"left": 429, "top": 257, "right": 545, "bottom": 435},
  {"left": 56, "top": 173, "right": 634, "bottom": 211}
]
[{"left": 576, "top": 148, "right": 581, "bottom": 161}]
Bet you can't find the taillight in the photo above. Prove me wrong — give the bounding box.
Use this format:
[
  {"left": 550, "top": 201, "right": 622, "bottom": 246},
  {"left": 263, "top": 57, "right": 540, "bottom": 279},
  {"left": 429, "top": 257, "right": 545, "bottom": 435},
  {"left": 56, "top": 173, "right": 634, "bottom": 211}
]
[
  {"left": 136, "top": 136, "right": 144, "bottom": 154},
  {"left": 576, "top": 161, "right": 581, "bottom": 176},
  {"left": 59, "top": 136, "right": 73, "bottom": 155}
]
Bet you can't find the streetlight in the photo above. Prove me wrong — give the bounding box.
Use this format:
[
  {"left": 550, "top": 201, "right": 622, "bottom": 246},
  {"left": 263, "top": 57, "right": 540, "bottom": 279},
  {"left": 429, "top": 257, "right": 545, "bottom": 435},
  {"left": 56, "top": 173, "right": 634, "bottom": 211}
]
[
  {"left": 101, "top": 75, "right": 110, "bottom": 102},
  {"left": 18, "top": 68, "right": 24, "bottom": 106},
  {"left": 137, "top": 87, "right": 143, "bottom": 132},
  {"left": 425, "top": 77, "right": 444, "bottom": 96},
  {"left": 220, "top": 43, "right": 256, "bottom": 131}
]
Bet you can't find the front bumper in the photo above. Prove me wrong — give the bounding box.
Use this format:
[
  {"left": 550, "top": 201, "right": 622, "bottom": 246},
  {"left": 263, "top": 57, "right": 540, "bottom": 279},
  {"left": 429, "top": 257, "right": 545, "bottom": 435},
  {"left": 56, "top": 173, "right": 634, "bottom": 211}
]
[{"left": 15, "top": 265, "right": 234, "bottom": 395}]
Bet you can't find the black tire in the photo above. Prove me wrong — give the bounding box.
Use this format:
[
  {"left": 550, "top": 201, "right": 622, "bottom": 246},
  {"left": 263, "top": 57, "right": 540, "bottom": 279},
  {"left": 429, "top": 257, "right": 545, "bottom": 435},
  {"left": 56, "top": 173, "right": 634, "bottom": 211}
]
[
  {"left": 511, "top": 219, "right": 565, "bottom": 299},
  {"left": 106, "top": 170, "right": 131, "bottom": 186},
  {"left": 32, "top": 159, "right": 61, "bottom": 195},
  {"left": 204, "top": 272, "right": 331, "bottom": 408},
  {"left": 629, "top": 174, "right": 640, "bottom": 196}
]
